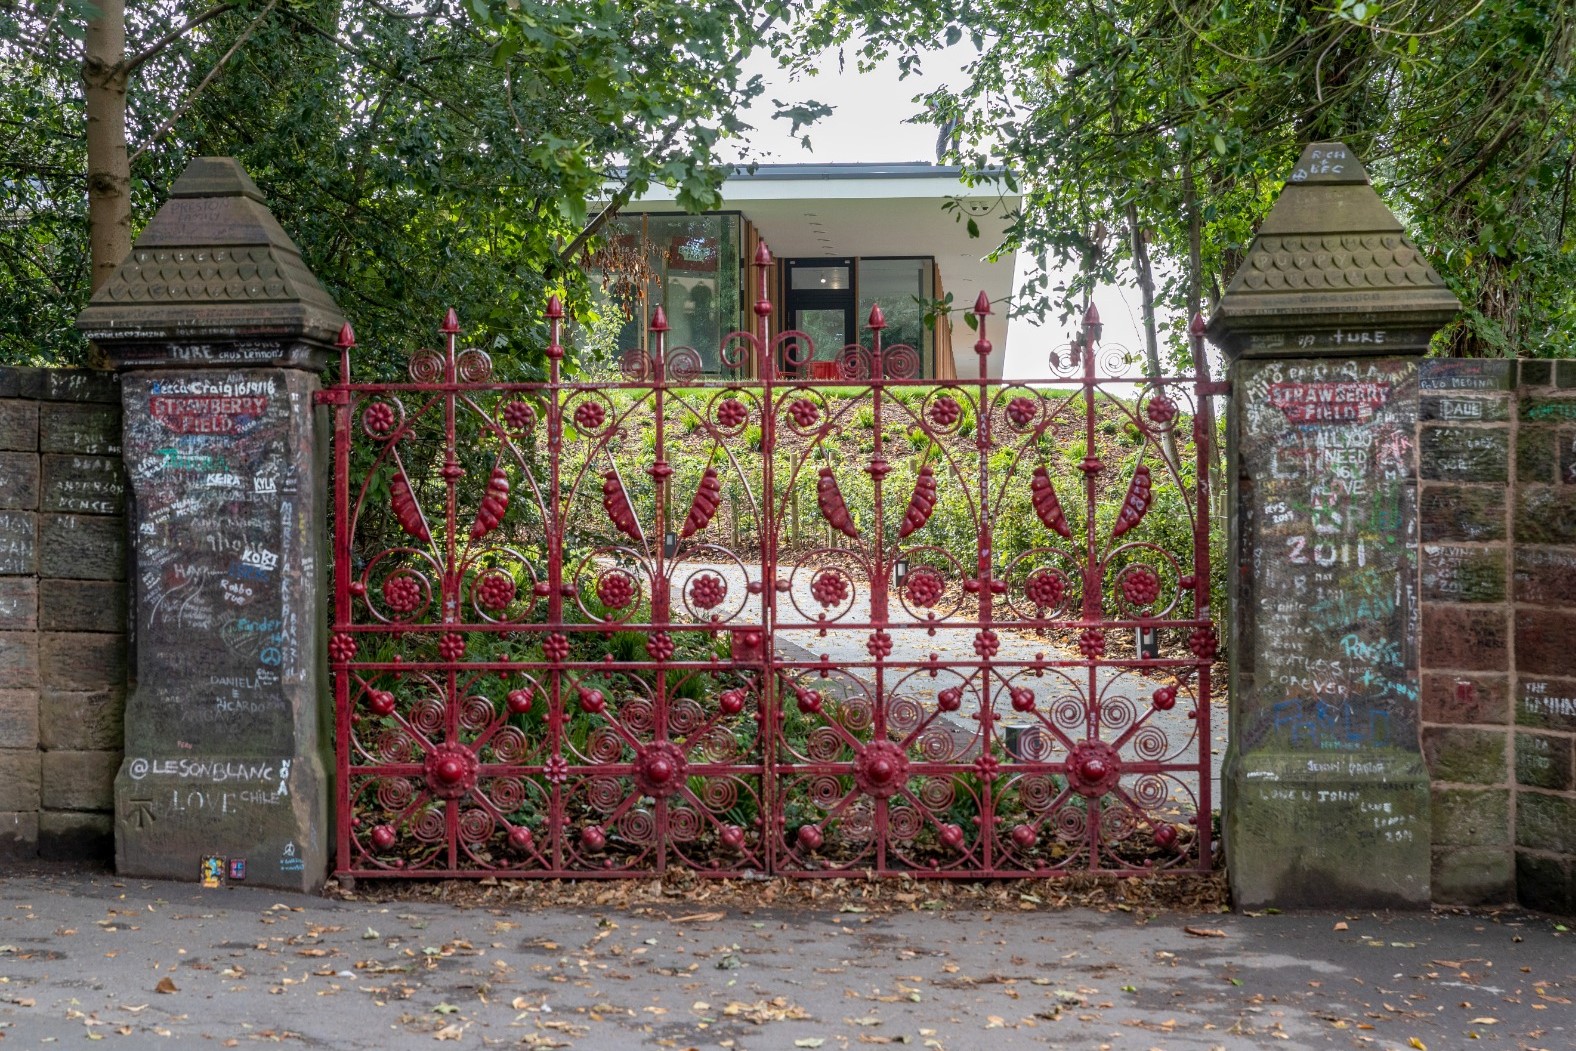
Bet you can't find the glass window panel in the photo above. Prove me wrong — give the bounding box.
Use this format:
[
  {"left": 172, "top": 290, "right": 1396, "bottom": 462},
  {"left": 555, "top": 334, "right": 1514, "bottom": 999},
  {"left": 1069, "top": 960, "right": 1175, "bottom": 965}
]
[
  {"left": 790, "top": 264, "right": 851, "bottom": 290},
  {"left": 858, "top": 258, "right": 933, "bottom": 374},
  {"left": 646, "top": 215, "right": 737, "bottom": 372},
  {"left": 790, "top": 308, "right": 848, "bottom": 364}
]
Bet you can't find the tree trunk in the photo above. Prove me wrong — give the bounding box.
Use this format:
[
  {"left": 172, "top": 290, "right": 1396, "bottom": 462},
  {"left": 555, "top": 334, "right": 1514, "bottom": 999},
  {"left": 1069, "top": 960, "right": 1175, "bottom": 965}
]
[
  {"left": 1184, "top": 155, "right": 1224, "bottom": 497},
  {"left": 1124, "top": 200, "right": 1181, "bottom": 473},
  {"left": 83, "top": 0, "right": 130, "bottom": 293}
]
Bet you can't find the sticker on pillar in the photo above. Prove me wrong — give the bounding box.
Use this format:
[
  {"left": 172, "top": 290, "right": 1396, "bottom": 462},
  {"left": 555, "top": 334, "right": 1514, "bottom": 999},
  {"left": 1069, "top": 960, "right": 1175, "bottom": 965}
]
[
  {"left": 280, "top": 840, "right": 304, "bottom": 873},
  {"left": 228, "top": 858, "right": 247, "bottom": 881},
  {"left": 201, "top": 856, "right": 224, "bottom": 888}
]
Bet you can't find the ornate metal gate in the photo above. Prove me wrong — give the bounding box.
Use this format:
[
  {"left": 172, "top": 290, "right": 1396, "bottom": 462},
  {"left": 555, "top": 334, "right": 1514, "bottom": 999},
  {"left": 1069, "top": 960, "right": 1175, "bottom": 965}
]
[{"left": 328, "top": 246, "right": 1217, "bottom": 878}]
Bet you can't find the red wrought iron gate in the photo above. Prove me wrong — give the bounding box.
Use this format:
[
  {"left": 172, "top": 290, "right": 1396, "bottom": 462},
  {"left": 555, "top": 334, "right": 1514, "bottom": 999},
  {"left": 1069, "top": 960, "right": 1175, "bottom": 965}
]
[{"left": 327, "top": 246, "right": 1217, "bottom": 879}]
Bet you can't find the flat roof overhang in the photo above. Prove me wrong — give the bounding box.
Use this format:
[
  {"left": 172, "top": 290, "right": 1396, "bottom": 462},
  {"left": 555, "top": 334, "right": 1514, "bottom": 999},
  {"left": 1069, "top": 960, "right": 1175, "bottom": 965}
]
[{"left": 616, "top": 163, "right": 1021, "bottom": 378}]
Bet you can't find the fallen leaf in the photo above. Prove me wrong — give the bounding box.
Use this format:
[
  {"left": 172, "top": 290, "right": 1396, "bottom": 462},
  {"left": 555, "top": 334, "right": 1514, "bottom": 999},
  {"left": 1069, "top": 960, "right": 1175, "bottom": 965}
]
[
  {"left": 1184, "top": 927, "right": 1227, "bottom": 938},
  {"left": 433, "top": 1024, "right": 463, "bottom": 1041},
  {"left": 1468, "top": 1018, "right": 1498, "bottom": 1025},
  {"left": 1408, "top": 1039, "right": 1427, "bottom": 1050},
  {"left": 670, "top": 911, "right": 726, "bottom": 923},
  {"left": 794, "top": 1040, "right": 825, "bottom": 1049},
  {"left": 1333, "top": 922, "right": 1349, "bottom": 931},
  {"left": 155, "top": 977, "right": 177, "bottom": 994}
]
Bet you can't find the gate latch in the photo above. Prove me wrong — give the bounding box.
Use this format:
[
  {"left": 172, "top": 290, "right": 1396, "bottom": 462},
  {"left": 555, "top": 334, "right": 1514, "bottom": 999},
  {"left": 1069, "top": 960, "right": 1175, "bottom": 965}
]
[{"left": 314, "top": 388, "right": 349, "bottom": 406}]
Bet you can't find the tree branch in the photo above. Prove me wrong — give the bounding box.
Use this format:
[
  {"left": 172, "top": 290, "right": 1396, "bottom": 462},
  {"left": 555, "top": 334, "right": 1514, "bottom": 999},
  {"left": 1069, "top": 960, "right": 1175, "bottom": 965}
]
[
  {"left": 121, "top": 1, "right": 242, "bottom": 75},
  {"left": 128, "top": 0, "right": 278, "bottom": 164},
  {"left": 555, "top": 4, "right": 785, "bottom": 264}
]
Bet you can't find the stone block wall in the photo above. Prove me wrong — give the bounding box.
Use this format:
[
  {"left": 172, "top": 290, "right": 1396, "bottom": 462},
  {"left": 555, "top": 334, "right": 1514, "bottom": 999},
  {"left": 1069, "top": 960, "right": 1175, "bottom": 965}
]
[
  {"left": 1417, "top": 358, "right": 1576, "bottom": 911},
  {"left": 0, "top": 369, "right": 126, "bottom": 862}
]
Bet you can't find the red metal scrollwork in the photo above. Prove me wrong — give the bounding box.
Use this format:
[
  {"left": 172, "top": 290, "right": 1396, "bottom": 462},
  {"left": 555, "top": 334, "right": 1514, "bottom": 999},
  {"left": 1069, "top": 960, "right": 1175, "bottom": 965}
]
[{"left": 329, "top": 247, "right": 1215, "bottom": 880}]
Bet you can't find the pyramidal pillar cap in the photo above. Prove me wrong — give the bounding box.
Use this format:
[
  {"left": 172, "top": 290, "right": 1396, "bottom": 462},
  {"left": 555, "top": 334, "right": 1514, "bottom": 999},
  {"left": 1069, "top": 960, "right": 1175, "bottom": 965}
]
[
  {"left": 76, "top": 156, "right": 346, "bottom": 371},
  {"left": 1205, "top": 141, "right": 1461, "bottom": 360}
]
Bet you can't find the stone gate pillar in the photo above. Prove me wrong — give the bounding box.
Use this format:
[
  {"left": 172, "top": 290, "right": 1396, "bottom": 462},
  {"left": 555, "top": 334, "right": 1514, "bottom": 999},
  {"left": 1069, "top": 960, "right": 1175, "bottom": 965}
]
[
  {"left": 1209, "top": 143, "right": 1461, "bottom": 907},
  {"left": 76, "top": 158, "right": 344, "bottom": 892}
]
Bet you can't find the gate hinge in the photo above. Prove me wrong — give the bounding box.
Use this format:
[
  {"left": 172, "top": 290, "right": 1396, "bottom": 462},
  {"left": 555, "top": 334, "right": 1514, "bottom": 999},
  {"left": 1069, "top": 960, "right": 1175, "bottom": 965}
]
[
  {"left": 1197, "top": 380, "right": 1231, "bottom": 397},
  {"left": 314, "top": 388, "right": 350, "bottom": 406}
]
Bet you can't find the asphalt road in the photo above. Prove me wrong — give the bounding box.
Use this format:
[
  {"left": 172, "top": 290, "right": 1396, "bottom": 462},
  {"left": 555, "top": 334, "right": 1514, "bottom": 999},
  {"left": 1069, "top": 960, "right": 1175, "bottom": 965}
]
[{"left": 0, "top": 866, "right": 1569, "bottom": 1050}]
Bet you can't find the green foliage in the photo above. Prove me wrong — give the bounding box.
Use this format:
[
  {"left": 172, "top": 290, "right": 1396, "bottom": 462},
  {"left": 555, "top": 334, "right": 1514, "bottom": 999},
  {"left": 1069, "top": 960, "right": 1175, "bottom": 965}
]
[
  {"left": 799, "top": 0, "right": 1576, "bottom": 359},
  {"left": 0, "top": 0, "right": 821, "bottom": 370}
]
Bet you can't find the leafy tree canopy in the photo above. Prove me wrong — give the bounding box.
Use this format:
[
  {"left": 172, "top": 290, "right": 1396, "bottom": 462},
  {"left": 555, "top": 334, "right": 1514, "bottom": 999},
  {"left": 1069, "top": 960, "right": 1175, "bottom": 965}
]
[
  {"left": 0, "top": 0, "right": 811, "bottom": 376},
  {"left": 797, "top": 0, "right": 1576, "bottom": 359}
]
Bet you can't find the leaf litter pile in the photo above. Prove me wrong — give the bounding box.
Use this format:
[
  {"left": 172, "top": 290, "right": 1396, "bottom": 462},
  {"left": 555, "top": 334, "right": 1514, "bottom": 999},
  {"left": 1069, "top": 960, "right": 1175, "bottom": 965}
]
[{"left": 329, "top": 869, "right": 1230, "bottom": 916}]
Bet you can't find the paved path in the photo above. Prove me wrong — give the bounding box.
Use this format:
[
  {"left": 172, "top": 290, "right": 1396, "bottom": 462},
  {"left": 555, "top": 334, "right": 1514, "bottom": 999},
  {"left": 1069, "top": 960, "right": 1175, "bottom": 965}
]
[{"left": 1, "top": 868, "right": 1569, "bottom": 1050}]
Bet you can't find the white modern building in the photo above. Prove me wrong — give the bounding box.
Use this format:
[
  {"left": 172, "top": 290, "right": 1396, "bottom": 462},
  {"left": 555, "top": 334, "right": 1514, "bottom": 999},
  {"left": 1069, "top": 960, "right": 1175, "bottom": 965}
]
[{"left": 604, "top": 162, "right": 1021, "bottom": 379}]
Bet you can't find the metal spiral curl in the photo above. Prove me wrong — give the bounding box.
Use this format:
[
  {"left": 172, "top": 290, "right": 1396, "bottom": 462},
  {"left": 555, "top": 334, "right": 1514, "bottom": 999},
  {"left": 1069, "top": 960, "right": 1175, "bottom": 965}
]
[
  {"left": 486, "top": 776, "right": 526, "bottom": 812},
  {"left": 668, "top": 806, "right": 702, "bottom": 843},
  {"left": 917, "top": 776, "right": 955, "bottom": 811},
  {"left": 618, "top": 808, "right": 656, "bottom": 845},
  {"left": 375, "top": 777, "right": 416, "bottom": 812},
  {"left": 376, "top": 728, "right": 421, "bottom": 763},
  {"left": 459, "top": 807, "right": 495, "bottom": 843},
  {"left": 842, "top": 804, "right": 874, "bottom": 844},
  {"left": 887, "top": 805, "right": 922, "bottom": 840},
  {"left": 1101, "top": 805, "right": 1139, "bottom": 842},
  {"left": 489, "top": 726, "right": 530, "bottom": 764},
  {"left": 1128, "top": 774, "right": 1170, "bottom": 809},
  {"left": 409, "top": 697, "right": 446, "bottom": 738},
  {"left": 717, "top": 330, "right": 757, "bottom": 372},
  {"left": 698, "top": 729, "right": 740, "bottom": 764},
  {"left": 586, "top": 777, "right": 625, "bottom": 812},
  {"left": 1051, "top": 695, "right": 1087, "bottom": 732},
  {"left": 809, "top": 775, "right": 844, "bottom": 810},
  {"left": 887, "top": 696, "right": 924, "bottom": 738},
  {"left": 667, "top": 346, "right": 704, "bottom": 383},
  {"left": 1019, "top": 774, "right": 1057, "bottom": 812},
  {"left": 1015, "top": 726, "right": 1056, "bottom": 763},
  {"left": 408, "top": 348, "right": 445, "bottom": 384},
  {"left": 1100, "top": 696, "right": 1139, "bottom": 733},
  {"left": 840, "top": 695, "right": 874, "bottom": 733},
  {"left": 410, "top": 807, "right": 447, "bottom": 843},
  {"left": 459, "top": 694, "right": 495, "bottom": 733},
  {"left": 882, "top": 343, "right": 922, "bottom": 379},
  {"left": 456, "top": 348, "right": 493, "bottom": 384},
  {"left": 585, "top": 728, "right": 625, "bottom": 765},
  {"left": 619, "top": 347, "right": 652, "bottom": 382},
  {"left": 837, "top": 344, "right": 873, "bottom": 380},
  {"left": 918, "top": 728, "right": 957, "bottom": 762},
  {"left": 670, "top": 697, "right": 706, "bottom": 736},
  {"left": 699, "top": 777, "right": 738, "bottom": 812},
  {"left": 1130, "top": 725, "right": 1171, "bottom": 762},
  {"left": 774, "top": 329, "right": 817, "bottom": 371},
  {"left": 620, "top": 697, "right": 655, "bottom": 735},
  {"left": 806, "top": 727, "right": 844, "bottom": 763},
  {"left": 1054, "top": 806, "right": 1088, "bottom": 841},
  {"left": 1096, "top": 343, "right": 1135, "bottom": 378}
]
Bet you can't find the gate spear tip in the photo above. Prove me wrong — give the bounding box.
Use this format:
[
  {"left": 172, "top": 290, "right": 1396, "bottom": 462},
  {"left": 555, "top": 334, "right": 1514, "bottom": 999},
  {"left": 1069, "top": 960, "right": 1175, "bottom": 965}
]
[
  {"left": 545, "top": 295, "right": 564, "bottom": 320},
  {"left": 972, "top": 290, "right": 992, "bottom": 316},
  {"left": 651, "top": 305, "right": 668, "bottom": 331},
  {"left": 1189, "top": 311, "right": 1207, "bottom": 336},
  {"left": 335, "top": 322, "right": 355, "bottom": 349},
  {"left": 440, "top": 307, "right": 460, "bottom": 334}
]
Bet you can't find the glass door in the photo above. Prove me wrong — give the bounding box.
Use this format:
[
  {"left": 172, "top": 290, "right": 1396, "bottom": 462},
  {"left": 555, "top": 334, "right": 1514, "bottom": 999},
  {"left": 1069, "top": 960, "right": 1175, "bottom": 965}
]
[{"left": 784, "top": 259, "right": 854, "bottom": 377}]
